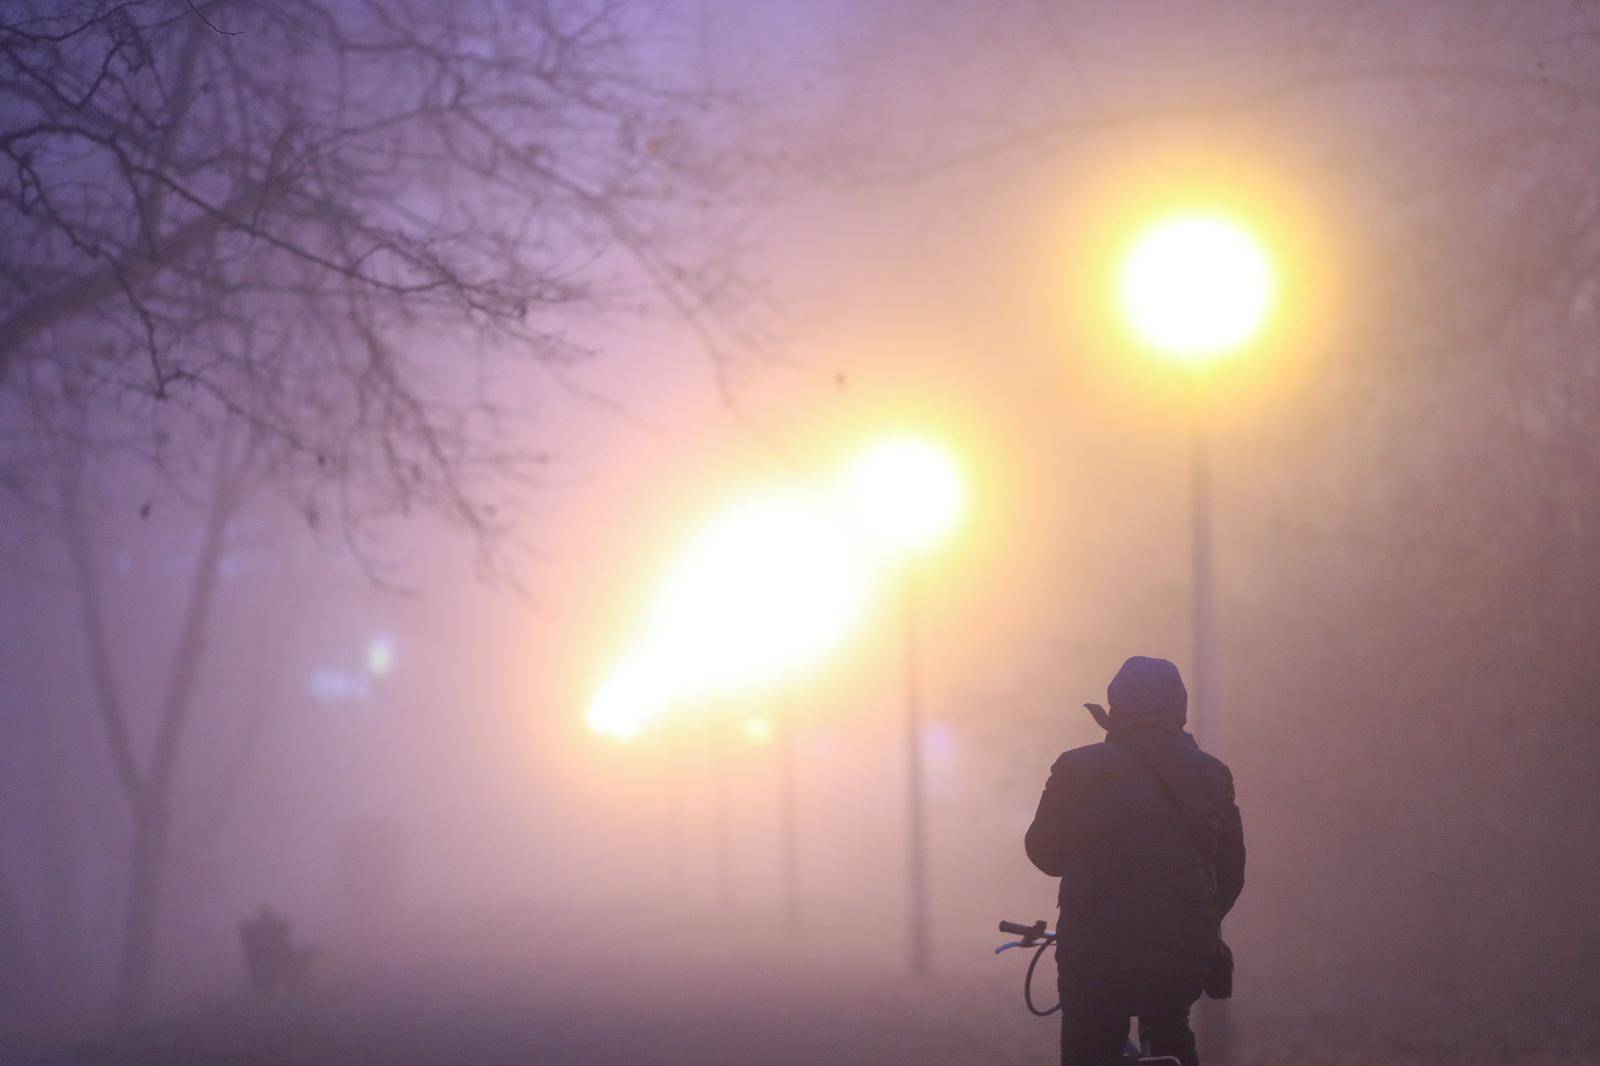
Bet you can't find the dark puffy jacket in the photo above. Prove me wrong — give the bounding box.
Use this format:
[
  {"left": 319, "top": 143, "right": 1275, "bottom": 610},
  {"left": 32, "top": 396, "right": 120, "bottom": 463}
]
[{"left": 1025, "top": 662, "right": 1244, "bottom": 1016}]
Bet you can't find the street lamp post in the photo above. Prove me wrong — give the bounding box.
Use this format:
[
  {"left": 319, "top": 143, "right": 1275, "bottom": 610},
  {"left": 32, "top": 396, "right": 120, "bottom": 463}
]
[
  {"left": 842, "top": 435, "right": 965, "bottom": 975},
  {"left": 710, "top": 709, "right": 732, "bottom": 907},
  {"left": 1118, "top": 208, "right": 1274, "bottom": 1063},
  {"left": 774, "top": 695, "right": 801, "bottom": 934},
  {"left": 1188, "top": 380, "right": 1217, "bottom": 750},
  {"left": 902, "top": 563, "right": 932, "bottom": 973},
  {"left": 1187, "top": 379, "right": 1236, "bottom": 1060},
  {"left": 663, "top": 730, "right": 687, "bottom": 905}
]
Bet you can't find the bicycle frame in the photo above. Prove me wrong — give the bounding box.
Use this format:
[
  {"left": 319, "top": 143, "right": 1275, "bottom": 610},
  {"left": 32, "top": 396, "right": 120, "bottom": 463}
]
[{"left": 994, "top": 919, "right": 1183, "bottom": 1066}]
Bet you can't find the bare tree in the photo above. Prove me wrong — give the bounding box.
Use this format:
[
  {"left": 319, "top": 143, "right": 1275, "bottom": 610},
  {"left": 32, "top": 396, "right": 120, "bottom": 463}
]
[
  {"left": 2, "top": 0, "right": 756, "bottom": 1023},
  {"left": 31, "top": 366, "right": 262, "bottom": 1021},
  {"left": 2, "top": 0, "right": 751, "bottom": 536}
]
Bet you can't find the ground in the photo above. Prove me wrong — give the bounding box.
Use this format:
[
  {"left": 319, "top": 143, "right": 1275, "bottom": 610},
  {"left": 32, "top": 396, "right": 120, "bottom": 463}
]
[{"left": 15, "top": 909, "right": 1598, "bottom": 1065}]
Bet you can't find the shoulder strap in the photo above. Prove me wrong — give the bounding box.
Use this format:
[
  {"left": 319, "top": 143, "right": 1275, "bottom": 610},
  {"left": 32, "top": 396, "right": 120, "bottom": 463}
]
[
  {"left": 1116, "top": 737, "right": 1214, "bottom": 870},
  {"left": 1082, "top": 704, "right": 1215, "bottom": 873}
]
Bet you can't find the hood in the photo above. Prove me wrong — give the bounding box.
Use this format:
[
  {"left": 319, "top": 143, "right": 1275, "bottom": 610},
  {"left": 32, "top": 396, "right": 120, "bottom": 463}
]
[{"left": 1106, "top": 655, "right": 1188, "bottom": 734}]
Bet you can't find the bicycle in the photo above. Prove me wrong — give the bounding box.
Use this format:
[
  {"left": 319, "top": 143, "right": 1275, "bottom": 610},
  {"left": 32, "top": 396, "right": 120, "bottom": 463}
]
[{"left": 995, "top": 919, "right": 1183, "bottom": 1066}]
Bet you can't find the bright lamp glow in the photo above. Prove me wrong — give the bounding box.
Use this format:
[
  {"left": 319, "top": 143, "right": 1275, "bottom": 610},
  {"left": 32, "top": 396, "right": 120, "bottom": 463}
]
[
  {"left": 841, "top": 436, "right": 964, "bottom": 555},
  {"left": 1118, "top": 212, "right": 1274, "bottom": 360},
  {"left": 645, "top": 490, "right": 871, "bottom": 697},
  {"left": 585, "top": 658, "right": 666, "bottom": 741},
  {"left": 741, "top": 716, "right": 774, "bottom": 744}
]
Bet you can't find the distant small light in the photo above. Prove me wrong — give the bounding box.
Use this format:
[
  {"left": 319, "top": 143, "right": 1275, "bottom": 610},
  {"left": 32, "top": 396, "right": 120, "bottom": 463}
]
[
  {"left": 312, "top": 668, "right": 372, "bottom": 704},
  {"left": 741, "top": 716, "right": 774, "bottom": 745},
  {"left": 365, "top": 634, "right": 396, "bottom": 678}
]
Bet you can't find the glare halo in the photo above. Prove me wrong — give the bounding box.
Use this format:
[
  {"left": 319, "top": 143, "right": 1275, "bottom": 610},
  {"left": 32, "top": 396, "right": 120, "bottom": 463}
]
[
  {"left": 840, "top": 436, "right": 965, "bottom": 556},
  {"left": 1118, "top": 212, "right": 1274, "bottom": 360}
]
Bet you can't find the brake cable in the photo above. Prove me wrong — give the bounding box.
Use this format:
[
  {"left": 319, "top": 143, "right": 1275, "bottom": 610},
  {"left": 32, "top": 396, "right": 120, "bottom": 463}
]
[
  {"left": 997, "top": 920, "right": 1062, "bottom": 1016},
  {"left": 1022, "top": 937, "right": 1060, "bottom": 1017}
]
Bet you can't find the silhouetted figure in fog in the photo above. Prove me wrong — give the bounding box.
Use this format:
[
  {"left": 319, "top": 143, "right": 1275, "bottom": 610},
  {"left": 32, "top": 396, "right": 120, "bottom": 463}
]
[
  {"left": 240, "top": 905, "right": 314, "bottom": 994},
  {"left": 1026, "top": 657, "right": 1245, "bottom": 1066}
]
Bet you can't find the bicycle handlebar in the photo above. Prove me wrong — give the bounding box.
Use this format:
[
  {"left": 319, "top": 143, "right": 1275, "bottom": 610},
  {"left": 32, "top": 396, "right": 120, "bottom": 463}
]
[
  {"left": 995, "top": 918, "right": 1061, "bottom": 1017},
  {"left": 998, "top": 919, "right": 1052, "bottom": 941}
]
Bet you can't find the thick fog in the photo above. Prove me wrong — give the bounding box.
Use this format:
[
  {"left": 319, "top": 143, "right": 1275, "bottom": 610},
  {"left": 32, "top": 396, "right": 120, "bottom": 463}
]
[{"left": 2, "top": 1, "right": 1598, "bottom": 1063}]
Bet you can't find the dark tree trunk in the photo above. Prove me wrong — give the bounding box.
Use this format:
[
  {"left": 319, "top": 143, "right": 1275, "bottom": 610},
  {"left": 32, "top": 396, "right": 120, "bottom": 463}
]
[
  {"left": 114, "top": 807, "right": 169, "bottom": 1026},
  {"left": 31, "top": 684, "right": 84, "bottom": 1006},
  {"left": 0, "top": 863, "right": 32, "bottom": 1021},
  {"left": 109, "top": 467, "right": 235, "bottom": 1024},
  {"left": 61, "top": 422, "right": 249, "bottom": 1024},
  {"left": 23, "top": 546, "right": 85, "bottom": 1008}
]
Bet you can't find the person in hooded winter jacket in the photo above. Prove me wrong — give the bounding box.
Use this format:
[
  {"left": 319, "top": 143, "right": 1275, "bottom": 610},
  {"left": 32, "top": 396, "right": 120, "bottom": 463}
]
[{"left": 1025, "top": 656, "right": 1245, "bottom": 1066}]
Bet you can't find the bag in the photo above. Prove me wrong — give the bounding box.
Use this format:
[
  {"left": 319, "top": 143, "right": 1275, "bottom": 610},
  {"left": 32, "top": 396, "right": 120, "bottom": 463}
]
[
  {"left": 1205, "top": 939, "right": 1234, "bottom": 1000},
  {"left": 1089, "top": 706, "right": 1234, "bottom": 1001}
]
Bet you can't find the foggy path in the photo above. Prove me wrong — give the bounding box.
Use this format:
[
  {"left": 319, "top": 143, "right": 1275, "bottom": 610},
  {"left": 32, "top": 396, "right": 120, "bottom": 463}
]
[
  {"left": 26, "top": 904, "right": 1600, "bottom": 1066},
  {"left": 30, "top": 911, "right": 1036, "bottom": 1066}
]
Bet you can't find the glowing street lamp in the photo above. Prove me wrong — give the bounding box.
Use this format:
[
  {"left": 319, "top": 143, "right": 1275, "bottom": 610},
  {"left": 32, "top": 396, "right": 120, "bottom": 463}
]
[
  {"left": 648, "top": 490, "right": 873, "bottom": 699},
  {"left": 586, "top": 489, "right": 873, "bottom": 739},
  {"left": 1118, "top": 212, "right": 1274, "bottom": 362},
  {"left": 842, "top": 436, "right": 965, "bottom": 557},
  {"left": 840, "top": 434, "right": 965, "bottom": 975},
  {"left": 1116, "top": 208, "right": 1275, "bottom": 751},
  {"left": 585, "top": 657, "right": 668, "bottom": 742},
  {"left": 588, "top": 486, "right": 873, "bottom": 916}
]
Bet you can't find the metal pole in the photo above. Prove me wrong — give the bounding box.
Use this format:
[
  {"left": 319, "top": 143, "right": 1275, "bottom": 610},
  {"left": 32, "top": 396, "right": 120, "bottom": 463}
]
[
  {"left": 776, "top": 695, "right": 801, "bottom": 934},
  {"left": 1189, "top": 377, "right": 1217, "bottom": 751},
  {"left": 905, "top": 565, "right": 932, "bottom": 974},
  {"left": 667, "top": 734, "right": 685, "bottom": 904},
  {"left": 1189, "top": 374, "right": 1235, "bottom": 1062},
  {"left": 710, "top": 712, "right": 731, "bottom": 907}
]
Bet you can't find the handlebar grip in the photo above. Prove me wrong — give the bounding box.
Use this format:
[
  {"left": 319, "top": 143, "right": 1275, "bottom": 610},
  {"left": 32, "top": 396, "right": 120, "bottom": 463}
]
[{"left": 998, "top": 920, "right": 1042, "bottom": 937}]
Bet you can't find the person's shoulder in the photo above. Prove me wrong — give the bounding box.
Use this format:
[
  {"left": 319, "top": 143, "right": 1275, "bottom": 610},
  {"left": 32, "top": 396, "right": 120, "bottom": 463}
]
[
  {"left": 1048, "top": 740, "right": 1111, "bottom": 774},
  {"left": 1186, "top": 745, "right": 1236, "bottom": 790}
]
